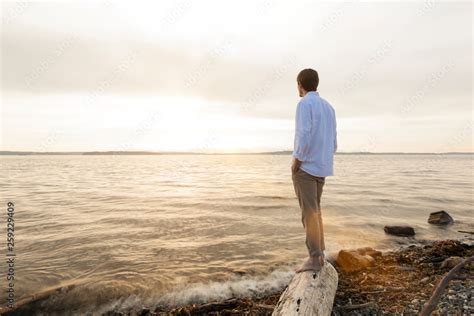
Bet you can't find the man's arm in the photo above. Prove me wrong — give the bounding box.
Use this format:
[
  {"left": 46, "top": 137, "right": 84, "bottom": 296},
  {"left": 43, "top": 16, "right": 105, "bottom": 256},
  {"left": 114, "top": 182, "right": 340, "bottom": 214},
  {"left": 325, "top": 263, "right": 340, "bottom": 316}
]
[
  {"left": 291, "top": 157, "right": 302, "bottom": 173},
  {"left": 334, "top": 114, "right": 338, "bottom": 153},
  {"left": 292, "top": 99, "right": 312, "bottom": 172}
]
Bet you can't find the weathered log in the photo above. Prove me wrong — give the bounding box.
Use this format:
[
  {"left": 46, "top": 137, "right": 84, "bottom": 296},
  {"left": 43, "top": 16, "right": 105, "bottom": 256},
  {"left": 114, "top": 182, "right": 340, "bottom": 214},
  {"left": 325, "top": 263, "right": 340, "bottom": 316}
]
[
  {"left": 272, "top": 260, "right": 338, "bottom": 316},
  {"left": 420, "top": 256, "right": 473, "bottom": 316},
  {"left": 0, "top": 283, "right": 76, "bottom": 314}
]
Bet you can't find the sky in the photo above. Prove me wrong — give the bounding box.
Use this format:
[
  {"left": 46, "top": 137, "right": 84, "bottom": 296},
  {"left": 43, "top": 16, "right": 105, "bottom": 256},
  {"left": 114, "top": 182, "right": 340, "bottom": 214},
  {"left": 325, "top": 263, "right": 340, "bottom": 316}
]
[{"left": 1, "top": 0, "right": 472, "bottom": 153}]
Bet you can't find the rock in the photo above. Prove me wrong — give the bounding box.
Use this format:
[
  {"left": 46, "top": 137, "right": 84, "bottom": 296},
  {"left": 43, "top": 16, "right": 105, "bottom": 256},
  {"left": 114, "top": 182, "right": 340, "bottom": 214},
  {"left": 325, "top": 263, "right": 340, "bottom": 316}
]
[
  {"left": 428, "top": 210, "right": 454, "bottom": 225},
  {"left": 440, "top": 256, "right": 463, "bottom": 269},
  {"left": 384, "top": 225, "right": 415, "bottom": 236},
  {"left": 398, "top": 265, "right": 416, "bottom": 271},
  {"left": 428, "top": 256, "right": 446, "bottom": 263},
  {"left": 336, "top": 249, "right": 376, "bottom": 272},
  {"left": 420, "top": 276, "right": 430, "bottom": 283}
]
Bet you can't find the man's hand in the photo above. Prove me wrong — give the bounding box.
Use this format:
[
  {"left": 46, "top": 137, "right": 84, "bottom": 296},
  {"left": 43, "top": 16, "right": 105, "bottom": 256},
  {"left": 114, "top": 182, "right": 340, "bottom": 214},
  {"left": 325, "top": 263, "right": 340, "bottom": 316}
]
[{"left": 291, "top": 157, "right": 302, "bottom": 173}]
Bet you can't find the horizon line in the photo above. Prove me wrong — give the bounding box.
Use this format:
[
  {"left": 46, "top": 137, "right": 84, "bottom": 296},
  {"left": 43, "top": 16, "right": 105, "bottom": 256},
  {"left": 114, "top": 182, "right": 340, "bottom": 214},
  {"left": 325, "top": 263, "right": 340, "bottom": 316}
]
[{"left": 1, "top": 150, "right": 473, "bottom": 156}]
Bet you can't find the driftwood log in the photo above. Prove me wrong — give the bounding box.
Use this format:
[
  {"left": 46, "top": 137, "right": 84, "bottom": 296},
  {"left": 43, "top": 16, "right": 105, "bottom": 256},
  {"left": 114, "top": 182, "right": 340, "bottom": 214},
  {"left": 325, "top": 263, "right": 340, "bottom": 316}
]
[
  {"left": 0, "top": 283, "right": 76, "bottom": 314},
  {"left": 420, "top": 256, "right": 473, "bottom": 316},
  {"left": 272, "top": 259, "right": 338, "bottom": 316}
]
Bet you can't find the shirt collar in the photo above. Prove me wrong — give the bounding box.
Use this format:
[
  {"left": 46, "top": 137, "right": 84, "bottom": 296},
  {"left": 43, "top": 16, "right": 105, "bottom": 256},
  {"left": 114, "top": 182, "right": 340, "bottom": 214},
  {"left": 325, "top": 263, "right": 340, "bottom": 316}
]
[{"left": 307, "top": 91, "right": 319, "bottom": 96}]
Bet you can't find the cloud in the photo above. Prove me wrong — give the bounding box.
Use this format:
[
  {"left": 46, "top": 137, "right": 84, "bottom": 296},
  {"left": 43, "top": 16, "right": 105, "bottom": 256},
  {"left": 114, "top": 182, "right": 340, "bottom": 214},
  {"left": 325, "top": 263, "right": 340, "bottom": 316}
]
[{"left": 1, "top": 1, "right": 472, "bottom": 152}]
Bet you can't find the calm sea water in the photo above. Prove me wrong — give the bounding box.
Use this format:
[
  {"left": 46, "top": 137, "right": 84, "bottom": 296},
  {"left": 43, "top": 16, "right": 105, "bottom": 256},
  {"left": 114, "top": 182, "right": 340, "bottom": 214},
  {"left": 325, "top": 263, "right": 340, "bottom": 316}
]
[{"left": 0, "top": 154, "right": 472, "bottom": 314}]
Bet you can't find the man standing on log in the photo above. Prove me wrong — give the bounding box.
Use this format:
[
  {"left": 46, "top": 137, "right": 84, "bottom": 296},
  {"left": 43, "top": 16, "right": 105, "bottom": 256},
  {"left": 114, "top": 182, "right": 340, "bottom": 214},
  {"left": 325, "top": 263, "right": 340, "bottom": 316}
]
[{"left": 291, "top": 68, "right": 337, "bottom": 273}]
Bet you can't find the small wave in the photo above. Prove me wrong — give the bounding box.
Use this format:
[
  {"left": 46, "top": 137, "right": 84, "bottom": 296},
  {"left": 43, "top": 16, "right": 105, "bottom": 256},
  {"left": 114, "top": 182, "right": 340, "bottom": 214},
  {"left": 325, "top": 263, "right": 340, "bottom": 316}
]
[
  {"left": 95, "top": 268, "right": 295, "bottom": 314},
  {"left": 155, "top": 269, "right": 293, "bottom": 307},
  {"left": 252, "top": 195, "right": 291, "bottom": 200},
  {"left": 410, "top": 196, "right": 457, "bottom": 203}
]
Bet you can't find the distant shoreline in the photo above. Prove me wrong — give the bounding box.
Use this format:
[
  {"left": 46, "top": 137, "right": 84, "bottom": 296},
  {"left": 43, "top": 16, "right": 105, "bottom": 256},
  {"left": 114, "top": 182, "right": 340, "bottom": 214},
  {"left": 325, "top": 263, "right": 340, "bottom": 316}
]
[{"left": 0, "top": 151, "right": 473, "bottom": 156}]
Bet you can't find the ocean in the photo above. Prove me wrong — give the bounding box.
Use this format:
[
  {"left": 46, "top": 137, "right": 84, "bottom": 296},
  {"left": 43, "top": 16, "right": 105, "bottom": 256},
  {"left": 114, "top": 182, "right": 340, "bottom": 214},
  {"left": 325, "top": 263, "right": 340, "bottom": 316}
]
[{"left": 0, "top": 154, "right": 472, "bottom": 314}]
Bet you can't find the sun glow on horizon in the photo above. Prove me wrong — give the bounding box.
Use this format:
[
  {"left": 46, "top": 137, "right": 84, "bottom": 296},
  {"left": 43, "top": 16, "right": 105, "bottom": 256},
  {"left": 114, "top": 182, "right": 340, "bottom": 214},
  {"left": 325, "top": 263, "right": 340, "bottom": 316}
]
[{"left": 1, "top": 93, "right": 295, "bottom": 152}]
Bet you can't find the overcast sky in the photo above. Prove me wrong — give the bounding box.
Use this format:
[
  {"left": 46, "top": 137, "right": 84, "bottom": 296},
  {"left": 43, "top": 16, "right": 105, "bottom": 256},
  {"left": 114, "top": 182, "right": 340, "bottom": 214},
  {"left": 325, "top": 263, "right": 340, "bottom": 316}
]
[{"left": 1, "top": 0, "right": 472, "bottom": 152}]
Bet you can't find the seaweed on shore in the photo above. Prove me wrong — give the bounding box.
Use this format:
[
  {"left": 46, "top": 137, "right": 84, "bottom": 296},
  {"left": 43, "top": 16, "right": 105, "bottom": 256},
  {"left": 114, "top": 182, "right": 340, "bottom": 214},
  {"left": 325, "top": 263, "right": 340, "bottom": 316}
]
[{"left": 148, "top": 239, "right": 473, "bottom": 316}]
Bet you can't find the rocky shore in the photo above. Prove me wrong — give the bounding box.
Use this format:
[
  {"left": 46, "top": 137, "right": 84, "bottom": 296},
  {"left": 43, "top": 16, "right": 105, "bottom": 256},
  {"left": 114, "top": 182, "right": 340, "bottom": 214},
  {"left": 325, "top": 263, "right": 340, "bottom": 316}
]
[
  {"left": 145, "top": 238, "right": 473, "bottom": 316},
  {"left": 4, "top": 238, "right": 472, "bottom": 315}
]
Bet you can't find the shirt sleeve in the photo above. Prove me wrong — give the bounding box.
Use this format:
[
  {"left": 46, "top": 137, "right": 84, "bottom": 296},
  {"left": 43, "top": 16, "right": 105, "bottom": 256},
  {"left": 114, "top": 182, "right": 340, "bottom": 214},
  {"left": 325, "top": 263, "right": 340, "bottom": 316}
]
[
  {"left": 292, "top": 99, "right": 312, "bottom": 161},
  {"left": 334, "top": 112, "right": 338, "bottom": 153}
]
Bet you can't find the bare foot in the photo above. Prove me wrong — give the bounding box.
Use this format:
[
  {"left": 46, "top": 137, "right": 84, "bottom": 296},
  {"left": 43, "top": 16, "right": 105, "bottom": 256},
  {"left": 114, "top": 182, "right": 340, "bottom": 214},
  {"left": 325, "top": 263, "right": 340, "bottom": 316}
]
[
  {"left": 295, "top": 256, "right": 323, "bottom": 273},
  {"left": 319, "top": 253, "right": 326, "bottom": 266}
]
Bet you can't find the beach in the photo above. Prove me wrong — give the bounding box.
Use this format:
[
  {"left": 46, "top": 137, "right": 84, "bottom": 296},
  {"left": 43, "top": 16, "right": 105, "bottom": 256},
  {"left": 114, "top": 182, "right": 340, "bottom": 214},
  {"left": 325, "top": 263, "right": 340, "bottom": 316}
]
[
  {"left": 2, "top": 0, "right": 472, "bottom": 314},
  {"left": 151, "top": 238, "right": 474, "bottom": 315},
  {"left": 6, "top": 237, "right": 473, "bottom": 315},
  {"left": 0, "top": 154, "right": 472, "bottom": 314}
]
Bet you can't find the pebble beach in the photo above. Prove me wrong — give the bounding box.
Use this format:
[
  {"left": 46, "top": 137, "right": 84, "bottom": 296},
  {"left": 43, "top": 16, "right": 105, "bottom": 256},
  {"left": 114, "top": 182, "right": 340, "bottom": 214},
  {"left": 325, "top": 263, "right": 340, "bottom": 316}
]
[{"left": 152, "top": 237, "right": 474, "bottom": 316}]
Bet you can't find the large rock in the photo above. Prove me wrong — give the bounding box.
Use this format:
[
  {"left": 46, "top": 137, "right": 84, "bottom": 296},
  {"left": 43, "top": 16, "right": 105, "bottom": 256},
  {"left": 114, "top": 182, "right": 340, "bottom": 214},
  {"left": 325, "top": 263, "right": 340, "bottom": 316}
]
[
  {"left": 428, "top": 210, "right": 454, "bottom": 225},
  {"left": 384, "top": 225, "right": 415, "bottom": 236},
  {"left": 336, "top": 249, "right": 376, "bottom": 272}
]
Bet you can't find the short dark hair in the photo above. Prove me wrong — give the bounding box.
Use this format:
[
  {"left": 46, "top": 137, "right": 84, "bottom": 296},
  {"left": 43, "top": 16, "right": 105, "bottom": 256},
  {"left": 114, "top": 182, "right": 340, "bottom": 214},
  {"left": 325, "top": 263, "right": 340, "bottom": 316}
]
[{"left": 297, "top": 68, "right": 319, "bottom": 91}]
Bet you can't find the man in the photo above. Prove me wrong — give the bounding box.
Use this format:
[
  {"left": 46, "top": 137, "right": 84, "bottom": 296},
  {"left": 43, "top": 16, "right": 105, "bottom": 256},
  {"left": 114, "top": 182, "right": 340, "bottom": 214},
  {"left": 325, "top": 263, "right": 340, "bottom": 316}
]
[{"left": 291, "top": 68, "right": 337, "bottom": 273}]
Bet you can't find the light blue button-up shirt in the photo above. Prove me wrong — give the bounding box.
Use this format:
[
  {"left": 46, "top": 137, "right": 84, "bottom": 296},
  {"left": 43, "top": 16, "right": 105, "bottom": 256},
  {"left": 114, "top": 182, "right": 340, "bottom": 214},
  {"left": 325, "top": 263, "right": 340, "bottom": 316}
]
[{"left": 292, "top": 91, "right": 337, "bottom": 177}]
